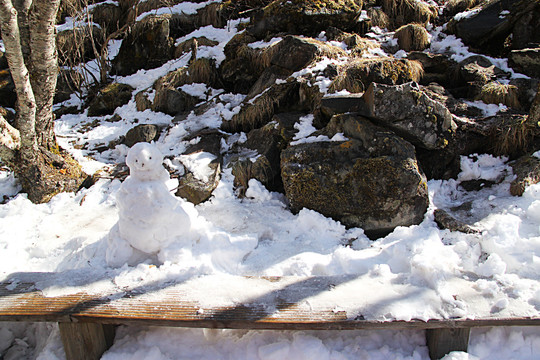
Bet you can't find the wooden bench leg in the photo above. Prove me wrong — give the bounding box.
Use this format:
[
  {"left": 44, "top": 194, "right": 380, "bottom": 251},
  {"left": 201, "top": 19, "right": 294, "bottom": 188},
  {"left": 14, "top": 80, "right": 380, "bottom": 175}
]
[
  {"left": 426, "top": 328, "right": 470, "bottom": 360},
  {"left": 59, "top": 322, "right": 116, "bottom": 360}
]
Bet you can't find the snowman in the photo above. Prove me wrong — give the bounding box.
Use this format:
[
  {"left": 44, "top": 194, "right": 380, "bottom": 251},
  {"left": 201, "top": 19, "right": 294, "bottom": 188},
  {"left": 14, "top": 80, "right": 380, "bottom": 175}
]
[{"left": 106, "top": 142, "right": 192, "bottom": 267}]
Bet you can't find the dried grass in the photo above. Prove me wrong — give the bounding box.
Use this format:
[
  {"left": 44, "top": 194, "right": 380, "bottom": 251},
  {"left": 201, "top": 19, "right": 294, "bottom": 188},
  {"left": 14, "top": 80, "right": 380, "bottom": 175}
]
[
  {"left": 367, "top": 7, "right": 390, "bottom": 29},
  {"left": 394, "top": 23, "right": 430, "bottom": 52},
  {"left": 381, "top": 0, "right": 438, "bottom": 28},
  {"left": 493, "top": 115, "right": 533, "bottom": 157},
  {"left": 477, "top": 82, "right": 521, "bottom": 109},
  {"left": 329, "top": 58, "right": 424, "bottom": 93}
]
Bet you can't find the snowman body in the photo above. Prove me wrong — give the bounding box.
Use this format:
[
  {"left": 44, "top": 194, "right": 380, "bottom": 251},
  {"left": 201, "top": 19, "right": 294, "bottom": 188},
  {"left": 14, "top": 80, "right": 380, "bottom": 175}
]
[{"left": 107, "top": 142, "right": 191, "bottom": 265}]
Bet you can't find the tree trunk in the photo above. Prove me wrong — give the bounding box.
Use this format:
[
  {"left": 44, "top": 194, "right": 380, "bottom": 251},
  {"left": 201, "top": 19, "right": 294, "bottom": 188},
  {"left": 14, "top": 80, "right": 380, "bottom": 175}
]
[
  {"left": 0, "top": 0, "right": 37, "bottom": 162},
  {"left": 29, "top": 0, "right": 60, "bottom": 151},
  {"left": 0, "top": 0, "right": 86, "bottom": 203}
]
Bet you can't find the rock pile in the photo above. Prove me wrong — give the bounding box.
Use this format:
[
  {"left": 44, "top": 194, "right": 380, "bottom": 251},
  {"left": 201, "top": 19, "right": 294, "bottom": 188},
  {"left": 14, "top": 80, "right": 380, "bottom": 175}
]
[{"left": 39, "top": 0, "right": 540, "bottom": 238}]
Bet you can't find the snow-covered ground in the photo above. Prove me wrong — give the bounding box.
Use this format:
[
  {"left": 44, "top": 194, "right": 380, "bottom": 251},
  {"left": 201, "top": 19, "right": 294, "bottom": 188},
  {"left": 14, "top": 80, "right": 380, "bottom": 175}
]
[{"left": 1, "top": 1, "right": 540, "bottom": 359}]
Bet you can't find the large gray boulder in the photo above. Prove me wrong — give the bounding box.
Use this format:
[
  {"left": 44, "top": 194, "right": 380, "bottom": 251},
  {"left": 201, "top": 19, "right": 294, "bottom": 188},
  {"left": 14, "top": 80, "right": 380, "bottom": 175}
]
[
  {"left": 124, "top": 124, "right": 161, "bottom": 147},
  {"left": 448, "top": 0, "right": 539, "bottom": 53},
  {"left": 362, "top": 82, "right": 456, "bottom": 150},
  {"left": 281, "top": 114, "right": 429, "bottom": 238}
]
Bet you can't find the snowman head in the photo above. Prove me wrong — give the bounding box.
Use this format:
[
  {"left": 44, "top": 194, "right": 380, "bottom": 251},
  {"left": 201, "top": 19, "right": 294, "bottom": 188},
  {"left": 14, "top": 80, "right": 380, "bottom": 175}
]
[{"left": 126, "top": 142, "right": 165, "bottom": 181}]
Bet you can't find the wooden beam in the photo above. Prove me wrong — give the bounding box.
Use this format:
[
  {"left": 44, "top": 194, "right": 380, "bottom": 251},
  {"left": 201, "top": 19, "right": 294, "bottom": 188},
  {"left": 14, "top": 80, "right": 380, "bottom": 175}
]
[
  {"left": 1, "top": 277, "right": 539, "bottom": 330},
  {"left": 59, "top": 322, "right": 115, "bottom": 360},
  {"left": 426, "top": 327, "right": 470, "bottom": 360}
]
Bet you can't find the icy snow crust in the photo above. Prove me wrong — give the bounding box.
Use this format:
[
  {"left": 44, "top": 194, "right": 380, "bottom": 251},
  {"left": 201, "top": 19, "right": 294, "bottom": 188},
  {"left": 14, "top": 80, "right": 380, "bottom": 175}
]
[{"left": 2, "top": 1, "right": 540, "bottom": 359}]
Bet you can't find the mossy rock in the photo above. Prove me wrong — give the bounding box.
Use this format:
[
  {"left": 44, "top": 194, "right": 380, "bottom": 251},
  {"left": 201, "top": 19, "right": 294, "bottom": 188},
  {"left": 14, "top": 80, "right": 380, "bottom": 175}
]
[
  {"left": 510, "top": 155, "right": 540, "bottom": 196},
  {"left": 111, "top": 14, "right": 175, "bottom": 76},
  {"left": 124, "top": 124, "right": 161, "bottom": 147},
  {"left": 220, "top": 32, "right": 275, "bottom": 94},
  {"left": 281, "top": 114, "right": 429, "bottom": 238},
  {"left": 230, "top": 123, "right": 287, "bottom": 194},
  {"left": 87, "top": 83, "right": 134, "bottom": 117},
  {"left": 250, "top": 0, "right": 363, "bottom": 39},
  {"left": 270, "top": 35, "right": 346, "bottom": 72},
  {"left": 362, "top": 82, "right": 456, "bottom": 150}
]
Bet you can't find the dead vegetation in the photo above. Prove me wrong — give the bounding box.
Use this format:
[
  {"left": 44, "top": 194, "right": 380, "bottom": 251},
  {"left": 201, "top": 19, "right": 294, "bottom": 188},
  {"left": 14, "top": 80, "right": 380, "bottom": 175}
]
[
  {"left": 329, "top": 58, "right": 424, "bottom": 93},
  {"left": 394, "top": 23, "right": 430, "bottom": 52},
  {"left": 492, "top": 115, "right": 533, "bottom": 157},
  {"left": 381, "top": 0, "right": 438, "bottom": 28},
  {"left": 477, "top": 82, "right": 521, "bottom": 109},
  {"left": 223, "top": 82, "right": 301, "bottom": 133},
  {"left": 366, "top": 7, "right": 390, "bottom": 29}
]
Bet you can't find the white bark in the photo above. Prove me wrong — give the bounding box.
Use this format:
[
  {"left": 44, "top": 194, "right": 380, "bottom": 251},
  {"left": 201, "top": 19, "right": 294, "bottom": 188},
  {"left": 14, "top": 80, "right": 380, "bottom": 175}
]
[
  {"left": 0, "top": 0, "right": 37, "bottom": 156},
  {"left": 29, "top": 0, "right": 60, "bottom": 149}
]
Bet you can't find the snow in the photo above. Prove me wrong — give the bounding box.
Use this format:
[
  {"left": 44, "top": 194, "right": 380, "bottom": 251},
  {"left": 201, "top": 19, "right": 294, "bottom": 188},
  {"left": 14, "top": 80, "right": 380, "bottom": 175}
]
[
  {"left": 429, "top": 27, "right": 529, "bottom": 79},
  {"left": 106, "top": 143, "right": 192, "bottom": 266},
  {"left": 0, "top": 170, "right": 20, "bottom": 199},
  {"left": 179, "top": 151, "right": 217, "bottom": 182},
  {"left": 174, "top": 20, "right": 249, "bottom": 65},
  {"left": 136, "top": 1, "right": 222, "bottom": 22},
  {"left": 463, "top": 101, "right": 508, "bottom": 117},
  {"left": 453, "top": 8, "right": 481, "bottom": 22},
  {"left": 2, "top": 1, "right": 540, "bottom": 359},
  {"left": 248, "top": 37, "right": 283, "bottom": 49}
]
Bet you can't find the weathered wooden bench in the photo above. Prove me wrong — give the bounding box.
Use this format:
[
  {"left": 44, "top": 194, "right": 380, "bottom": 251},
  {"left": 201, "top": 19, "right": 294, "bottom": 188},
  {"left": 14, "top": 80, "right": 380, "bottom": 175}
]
[{"left": 1, "top": 274, "right": 539, "bottom": 360}]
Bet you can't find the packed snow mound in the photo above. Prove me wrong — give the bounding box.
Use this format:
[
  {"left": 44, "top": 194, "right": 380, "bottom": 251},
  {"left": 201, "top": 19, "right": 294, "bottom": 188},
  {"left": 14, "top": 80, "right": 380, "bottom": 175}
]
[{"left": 106, "top": 142, "right": 192, "bottom": 267}]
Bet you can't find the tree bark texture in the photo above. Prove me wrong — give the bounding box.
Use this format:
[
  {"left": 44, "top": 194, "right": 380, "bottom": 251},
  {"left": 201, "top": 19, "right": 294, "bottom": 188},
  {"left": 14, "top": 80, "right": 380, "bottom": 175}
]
[
  {"left": 0, "top": 0, "right": 85, "bottom": 203},
  {"left": 0, "top": 0, "right": 37, "bottom": 160},
  {"left": 29, "top": 0, "right": 60, "bottom": 150}
]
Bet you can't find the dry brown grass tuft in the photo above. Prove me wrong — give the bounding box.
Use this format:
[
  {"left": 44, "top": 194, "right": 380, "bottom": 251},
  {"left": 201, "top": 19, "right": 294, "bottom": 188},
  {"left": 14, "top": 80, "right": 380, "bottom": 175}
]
[
  {"left": 330, "top": 58, "right": 424, "bottom": 93},
  {"left": 187, "top": 58, "right": 219, "bottom": 85},
  {"left": 394, "top": 23, "right": 430, "bottom": 52},
  {"left": 477, "top": 82, "right": 521, "bottom": 109},
  {"left": 367, "top": 7, "right": 390, "bottom": 29},
  {"left": 381, "top": 0, "right": 438, "bottom": 28},
  {"left": 493, "top": 115, "right": 533, "bottom": 157}
]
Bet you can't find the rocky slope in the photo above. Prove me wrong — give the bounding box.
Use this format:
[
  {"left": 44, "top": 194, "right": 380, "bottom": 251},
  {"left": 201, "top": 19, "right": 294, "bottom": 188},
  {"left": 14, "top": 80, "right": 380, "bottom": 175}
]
[{"left": 2, "top": 0, "right": 539, "bottom": 237}]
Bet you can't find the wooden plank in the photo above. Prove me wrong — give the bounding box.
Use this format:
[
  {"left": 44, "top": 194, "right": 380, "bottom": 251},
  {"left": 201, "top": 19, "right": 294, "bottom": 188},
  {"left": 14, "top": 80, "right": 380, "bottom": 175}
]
[
  {"left": 426, "top": 328, "right": 470, "bottom": 360},
  {"left": 59, "top": 322, "right": 115, "bottom": 360},
  {"left": 1, "top": 277, "right": 540, "bottom": 330}
]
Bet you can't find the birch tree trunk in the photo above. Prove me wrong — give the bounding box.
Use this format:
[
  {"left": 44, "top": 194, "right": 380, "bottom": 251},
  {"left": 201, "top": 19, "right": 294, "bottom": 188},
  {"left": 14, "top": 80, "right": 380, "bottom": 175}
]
[
  {"left": 0, "top": 0, "right": 37, "bottom": 160},
  {"left": 0, "top": 0, "right": 85, "bottom": 203}
]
